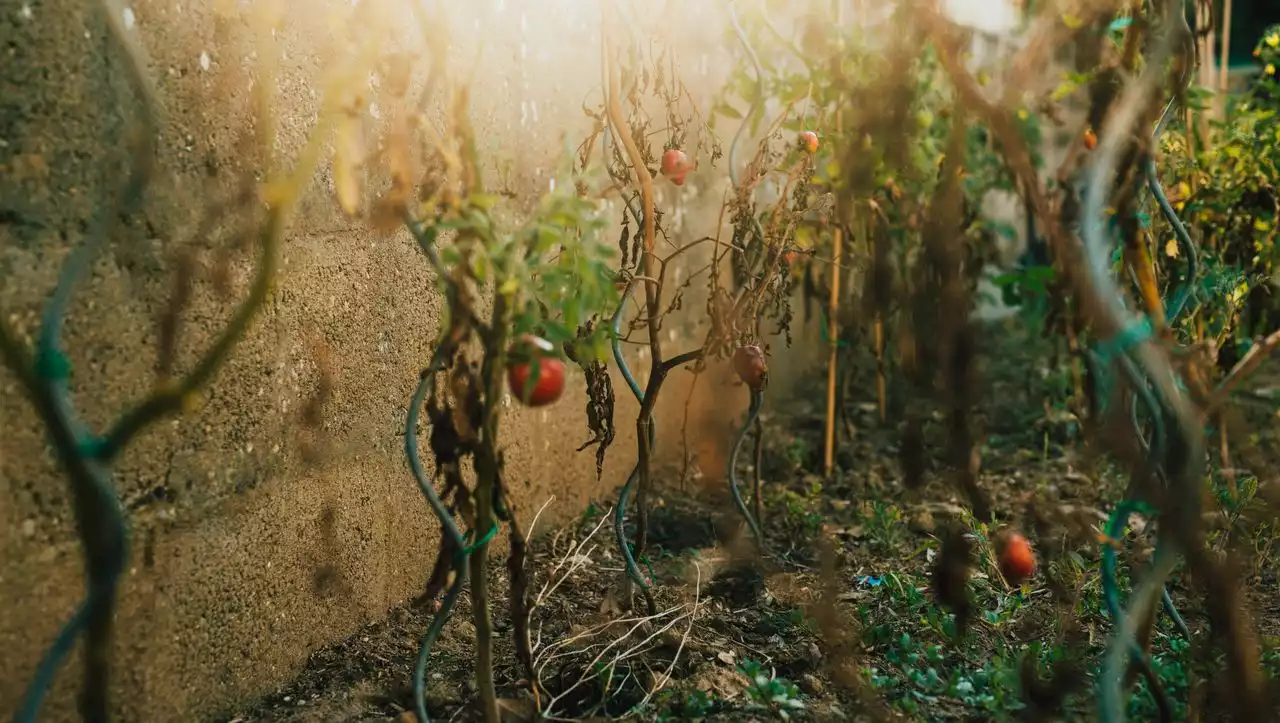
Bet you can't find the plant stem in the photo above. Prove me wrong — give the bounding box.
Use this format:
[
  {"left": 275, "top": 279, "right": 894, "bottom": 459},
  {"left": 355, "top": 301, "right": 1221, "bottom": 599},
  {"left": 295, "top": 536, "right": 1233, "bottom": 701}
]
[
  {"left": 603, "top": 21, "right": 662, "bottom": 571},
  {"left": 752, "top": 414, "right": 764, "bottom": 526},
  {"left": 470, "top": 291, "right": 509, "bottom": 723}
]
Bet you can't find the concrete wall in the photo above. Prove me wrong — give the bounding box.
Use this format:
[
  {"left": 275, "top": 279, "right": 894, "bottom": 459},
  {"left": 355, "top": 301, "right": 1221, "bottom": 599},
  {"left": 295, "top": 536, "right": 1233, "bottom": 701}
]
[{"left": 0, "top": 0, "right": 769, "bottom": 719}]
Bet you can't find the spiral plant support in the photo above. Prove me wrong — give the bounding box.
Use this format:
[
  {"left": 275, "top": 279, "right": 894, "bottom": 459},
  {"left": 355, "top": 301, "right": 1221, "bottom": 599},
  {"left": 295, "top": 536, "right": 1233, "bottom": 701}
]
[{"left": 1081, "top": 4, "right": 1206, "bottom": 720}]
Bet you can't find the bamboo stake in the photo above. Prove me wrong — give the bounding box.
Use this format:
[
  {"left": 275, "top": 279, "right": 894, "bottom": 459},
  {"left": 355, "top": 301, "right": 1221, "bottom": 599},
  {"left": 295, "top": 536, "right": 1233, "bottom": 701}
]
[
  {"left": 1196, "top": 0, "right": 1212, "bottom": 139},
  {"left": 1218, "top": 0, "right": 1233, "bottom": 120},
  {"left": 823, "top": 0, "right": 845, "bottom": 477}
]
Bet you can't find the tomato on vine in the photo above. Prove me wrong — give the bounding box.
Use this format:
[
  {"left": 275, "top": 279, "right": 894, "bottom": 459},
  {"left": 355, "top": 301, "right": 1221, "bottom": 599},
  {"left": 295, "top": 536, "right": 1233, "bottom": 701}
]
[
  {"left": 507, "top": 334, "right": 566, "bottom": 407},
  {"left": 799, "top": 130, "right": 819, "bottom": 154},
  {"left": 732, "top": 344, "right": 768, "bottom": 391},
  {"left": 1083, "top": 127, "right": 1098, "bottom": 150},
  {"left": 661, "top": 148, "right": 690, "bottom": 186}
]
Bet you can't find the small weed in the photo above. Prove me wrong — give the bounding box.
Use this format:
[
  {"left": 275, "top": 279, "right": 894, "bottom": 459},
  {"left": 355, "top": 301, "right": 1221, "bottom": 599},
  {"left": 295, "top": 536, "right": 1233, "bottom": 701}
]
[
  {"left": 784, "top": 437, "right": 813, "bottom": 469},
  {"left": 862, "top": 501, "right": 907, "bottom": 551},
  {"left": 649, "top": 688, "right": 723, "bottom": 722},
  {"left": 737, "top": 659, "right": 806, "bottom": 719}
]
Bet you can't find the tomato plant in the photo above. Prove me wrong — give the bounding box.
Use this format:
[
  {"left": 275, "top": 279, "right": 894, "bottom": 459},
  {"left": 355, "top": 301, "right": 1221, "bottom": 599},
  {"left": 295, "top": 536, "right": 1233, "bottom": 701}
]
[
  {"left": 570, "top": 5, "right": 731, "bottom": 615},
  {"left": 400, "top": 143, "right": 618, "bottom": 722},
  {"left": 322, "top": 10, "right": 624, "bottom": 721}
]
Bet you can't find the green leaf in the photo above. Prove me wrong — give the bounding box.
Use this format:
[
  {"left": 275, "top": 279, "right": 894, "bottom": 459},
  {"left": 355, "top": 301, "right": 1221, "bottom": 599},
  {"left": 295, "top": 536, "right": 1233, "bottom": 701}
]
[{"left": 540, "top": 319, "right": 574, "bottom": 345}]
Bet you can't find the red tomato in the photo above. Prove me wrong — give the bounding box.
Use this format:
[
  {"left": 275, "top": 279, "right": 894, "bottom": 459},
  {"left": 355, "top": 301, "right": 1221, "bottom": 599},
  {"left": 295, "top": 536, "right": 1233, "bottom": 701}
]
[
  {"left": 661, "top": 149, "right": 689, "bottom": 181},
  {"left": 732, "top": 344, "right": 768, "bottom": 390},
  {"left": 507, "top": 335, "right": 565, "bottom": 407},
  {"left": 799, "top": 131, "right": 819, "bottom": 154},
  {"left": 997, "top": 531, "right": 1036, "bottom": 584},
  {"left": 1083, "top": 128, "right": 1098, "bottom": 150}
]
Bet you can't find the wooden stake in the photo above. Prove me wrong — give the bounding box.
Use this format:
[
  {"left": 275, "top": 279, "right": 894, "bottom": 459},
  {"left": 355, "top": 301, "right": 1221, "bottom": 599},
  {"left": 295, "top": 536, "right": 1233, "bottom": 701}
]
[
  {"left": 1218, "top": 0, "right": 1234, "bottom": 120},
  {"left": 874, "top": 244, "right": 886, "bottom": 422},
  {"left": 1196, "top": 0, "right": 1212, "bottom": 139},
  {"left": 823, "top": 226, "right": 842, "bottom": 476},
  {"left": 823, "top": 0, "right": 845, "bottom": 477}
]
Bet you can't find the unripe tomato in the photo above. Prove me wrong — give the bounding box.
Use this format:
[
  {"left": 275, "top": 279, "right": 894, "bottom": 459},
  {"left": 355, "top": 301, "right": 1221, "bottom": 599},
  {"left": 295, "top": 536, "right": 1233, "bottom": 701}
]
[
  {"left": 661, "top": 149, "right": 690, "bottom": 185},
  {"left": 506, "top": 334, "right": 566, "bottom": 407},
  {"left": 1083, "top": 127, "right": 1098, "bottom": 150},
  {"left": 799, "top": 130, "right": 819, "bottom": 154},
  {"left": 997, "top": 530, "right": 1036, "bottom": 584},
  {"left": 732, "top": 344, "right": 768, "bottom": 391}
]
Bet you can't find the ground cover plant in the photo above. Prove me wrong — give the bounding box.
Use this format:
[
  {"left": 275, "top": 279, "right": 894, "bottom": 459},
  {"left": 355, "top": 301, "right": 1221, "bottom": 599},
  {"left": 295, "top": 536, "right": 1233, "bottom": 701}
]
[{"left": 8, "top": 0, "right": 1280, "bottom": 722}]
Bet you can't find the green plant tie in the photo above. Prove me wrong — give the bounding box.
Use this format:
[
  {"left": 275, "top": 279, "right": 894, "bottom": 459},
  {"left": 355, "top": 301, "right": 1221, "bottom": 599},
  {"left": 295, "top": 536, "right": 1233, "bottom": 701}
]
[
  {"left": 819, "top": 308, "right": 851, "bottom": 348},
  {"left": 1090, "top": 317, "right": 1154, "bottom": 416},
  {"left": 1094, "top": 317, "right": 1154, "bottom": 363},
  {"left": 637, "top": 552, "right": 657, "bottom": 584},
  {"left": 460, "top": 523, "right": 499, "bottom": 558},
  {"left": 34, "top": 347, "right": 71, "bottom": 381},
  {"left": 77, "top": 435, "right": 105, "bottom": 460}
]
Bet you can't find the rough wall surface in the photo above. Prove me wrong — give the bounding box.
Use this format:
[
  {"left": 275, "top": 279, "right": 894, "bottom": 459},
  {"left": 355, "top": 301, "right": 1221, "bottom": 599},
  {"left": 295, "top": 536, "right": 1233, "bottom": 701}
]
[{"left": 0, "top": 0, "right": 772, "bottom": 720}]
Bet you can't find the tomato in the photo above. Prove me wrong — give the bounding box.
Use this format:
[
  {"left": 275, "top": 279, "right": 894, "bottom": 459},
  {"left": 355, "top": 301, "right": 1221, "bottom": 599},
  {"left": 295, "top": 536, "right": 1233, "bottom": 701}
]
[
  {"left": 997, "top": 531, "right": 1036, "bottom": 584},
  {"left": 783, "top": 250, "right": 798, "bottom": 265},
  {"left": 799, "top": 131, "right": 819, "bottom": 154},
  {"left": 506, "top": 334, "right": 566, "bottom": 407},
  {"left": 661, "top": 149, "right": 689, "bottom": 184},
  {"left": 732, "top": 344, "right": 768, "bottom": 390},
  {"left": 1083, "top": 128, "right": 1098, "bottom": 150}
]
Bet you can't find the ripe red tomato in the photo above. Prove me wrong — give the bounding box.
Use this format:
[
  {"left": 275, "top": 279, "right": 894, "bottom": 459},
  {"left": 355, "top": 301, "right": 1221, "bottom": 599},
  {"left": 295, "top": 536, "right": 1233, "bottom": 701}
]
[
  {"left": 997, "top": 531, "right": 1036, "bottom": 584},
  {"left": 1083, "top": 128, "right": 1098, "bottom": 150},
  {"left": 506, "top": 334, "right": 566, "bottom": 407},
  {"left": 661, "top": 148, "right": 689, "bottom": 179},
  {"left": 732, "top": 344, "right": 768, "bottom": 390},
  {"left": 799, "top": 131, "right": 819, "bottom": 154}
]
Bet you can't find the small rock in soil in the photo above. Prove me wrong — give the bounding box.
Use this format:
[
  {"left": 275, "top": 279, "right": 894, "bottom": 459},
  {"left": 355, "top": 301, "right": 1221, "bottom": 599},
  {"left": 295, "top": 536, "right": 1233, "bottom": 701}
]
[{"left": 799, "top": 673, "right": 826, "bottom": 696}]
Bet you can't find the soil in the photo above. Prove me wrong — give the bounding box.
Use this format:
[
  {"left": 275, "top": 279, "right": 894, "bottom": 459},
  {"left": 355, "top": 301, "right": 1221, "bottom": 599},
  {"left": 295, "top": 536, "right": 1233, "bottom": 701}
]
[{"left": 215, "top": 319, "right": 1280, "bottom": 722}]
